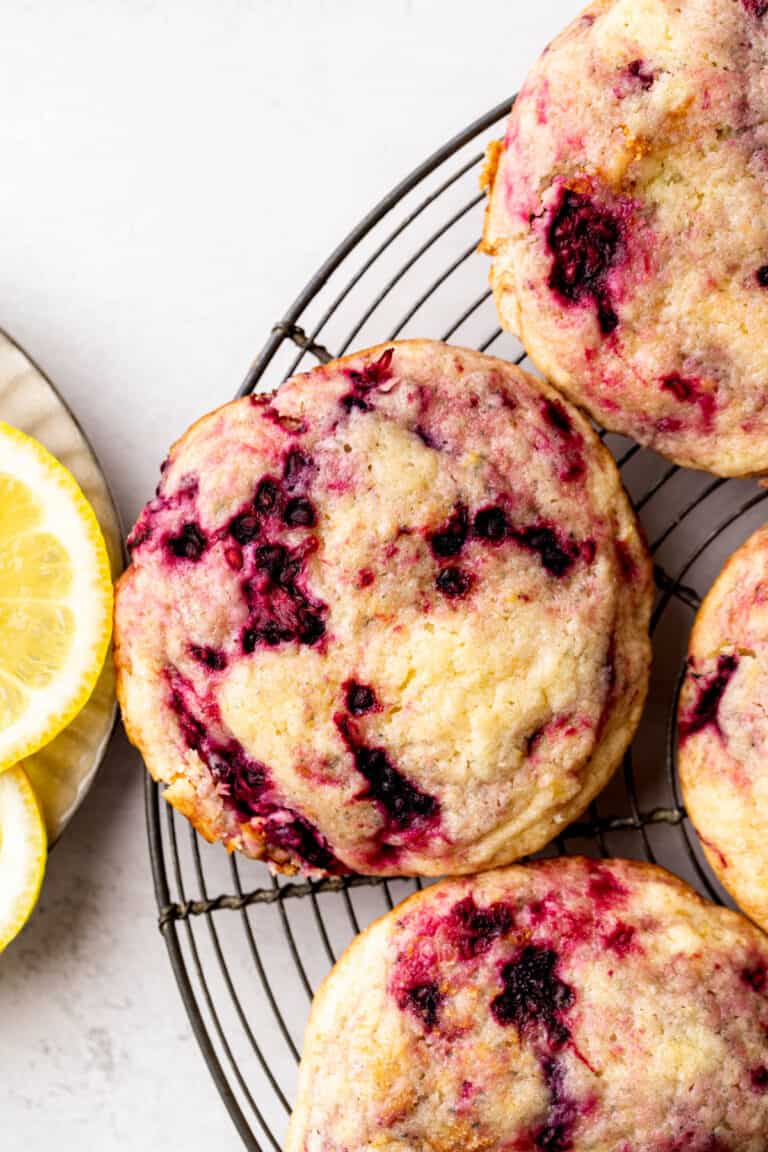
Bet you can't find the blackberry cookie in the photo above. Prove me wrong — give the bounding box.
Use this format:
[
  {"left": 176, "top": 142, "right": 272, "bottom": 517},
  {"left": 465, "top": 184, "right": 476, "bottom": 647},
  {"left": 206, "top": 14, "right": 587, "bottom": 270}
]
[
  {"left": 483, "top": 0, "right": 768, "bottom": 476},
  {"left": 288, "top": 858, "right": 768, "bottom": 1152},
  {"left": 115, "top": 341, "right": 651, "bottom": 877},
  {"left": 679, "top": 524, "right": 768, "bottom": 931}
]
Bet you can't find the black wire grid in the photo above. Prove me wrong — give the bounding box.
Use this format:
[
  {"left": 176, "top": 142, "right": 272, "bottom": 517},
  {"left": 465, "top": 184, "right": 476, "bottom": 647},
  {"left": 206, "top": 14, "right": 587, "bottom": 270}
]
[{"left": 145, "top": 97, "right": 768, "bottom": 1150}]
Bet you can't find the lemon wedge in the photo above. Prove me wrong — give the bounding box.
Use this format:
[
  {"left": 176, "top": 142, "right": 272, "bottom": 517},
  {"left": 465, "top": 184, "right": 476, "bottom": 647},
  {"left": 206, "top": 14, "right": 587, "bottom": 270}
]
[
  {"left": 0, "top": 422, "right": 113, "bottom": 772},
  {"left": 0, "top": 764, "right": 47, "bottom": 951}
]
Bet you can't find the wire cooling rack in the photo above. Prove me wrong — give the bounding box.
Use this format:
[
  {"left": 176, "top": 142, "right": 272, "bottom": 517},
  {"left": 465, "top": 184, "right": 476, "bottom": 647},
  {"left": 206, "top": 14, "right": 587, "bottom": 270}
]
[{"left": 145, "top": 96, "right": 768, "bottom": 1150}]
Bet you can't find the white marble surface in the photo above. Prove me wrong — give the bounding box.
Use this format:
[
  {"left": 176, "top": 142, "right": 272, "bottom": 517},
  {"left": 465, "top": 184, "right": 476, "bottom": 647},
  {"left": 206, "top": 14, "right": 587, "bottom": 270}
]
[{"left": 0, "top": 2, "right": 584, "bottom": 1147}]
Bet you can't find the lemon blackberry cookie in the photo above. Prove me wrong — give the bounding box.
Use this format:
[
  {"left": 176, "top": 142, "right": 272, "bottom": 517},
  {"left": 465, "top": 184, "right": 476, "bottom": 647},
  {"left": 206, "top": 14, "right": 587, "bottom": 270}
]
[
  {"left": 483, "top": 0, "right": 768, "bottom": 476},
  {"left": 115, "top": 342, "right": 651, "bottom": 877},
  {"left": 679, "top": 525, "right": 768, "bottom": 931},
  {"left": 287, "top": 857, "right": 768, "bottom": 1152}
]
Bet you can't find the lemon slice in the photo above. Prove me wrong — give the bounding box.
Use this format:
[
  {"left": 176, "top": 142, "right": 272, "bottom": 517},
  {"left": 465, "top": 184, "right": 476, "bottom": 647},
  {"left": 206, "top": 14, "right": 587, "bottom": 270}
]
[
  {"left": 0, "top": 764, "right": 47, "bottom": 951},
  {"left": 0, "top": 422, "right": 113, "bottom": 772}
]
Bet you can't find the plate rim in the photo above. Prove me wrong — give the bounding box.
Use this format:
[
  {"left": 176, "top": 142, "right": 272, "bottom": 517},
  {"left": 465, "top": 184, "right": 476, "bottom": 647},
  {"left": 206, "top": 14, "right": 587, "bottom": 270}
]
[{"left": 0, "top": 323, "right": 125, "bottom": 846}]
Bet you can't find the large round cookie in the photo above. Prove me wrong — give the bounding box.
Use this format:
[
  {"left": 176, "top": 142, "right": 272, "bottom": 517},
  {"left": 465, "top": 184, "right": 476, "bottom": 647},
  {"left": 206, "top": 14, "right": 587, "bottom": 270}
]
[
  {"left": 679, "top": 525, "right": 768, "bottom": 931},
  {"left": 483, "top": 0, "right": 768, "bottom": 476},
  {"left": 115, "top": 341, "right": 651, "bottom": 877},
  {"left": 287, "top": 858, "right": 768, "bottom": 1152}
]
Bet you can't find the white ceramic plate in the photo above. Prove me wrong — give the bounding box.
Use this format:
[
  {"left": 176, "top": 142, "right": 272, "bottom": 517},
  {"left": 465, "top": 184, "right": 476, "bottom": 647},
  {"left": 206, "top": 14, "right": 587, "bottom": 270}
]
[{"left": 0, "top": 328, "right": 122, "bottom": 845}]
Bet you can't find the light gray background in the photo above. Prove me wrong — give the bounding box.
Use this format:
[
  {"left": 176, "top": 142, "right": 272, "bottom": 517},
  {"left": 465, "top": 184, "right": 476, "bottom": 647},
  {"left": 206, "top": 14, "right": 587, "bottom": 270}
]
[{"left": 0, "top": 3, "right": 586, "bottom": 1147}]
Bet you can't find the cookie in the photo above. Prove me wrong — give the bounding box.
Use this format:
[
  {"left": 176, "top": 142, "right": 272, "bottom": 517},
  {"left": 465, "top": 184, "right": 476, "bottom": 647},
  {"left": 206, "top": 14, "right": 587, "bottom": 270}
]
[
  {"left": 679, "top": 524, "right": 768, "bottom": 931},
  {"left": 115, "top": 341, "right": 651, "bottom": 877},
  {"left": 287, "top": 857, "right": 768, "bottom": 1152},
  {"left": 483, "top": 0, "right": 768, "bottom": 476}
]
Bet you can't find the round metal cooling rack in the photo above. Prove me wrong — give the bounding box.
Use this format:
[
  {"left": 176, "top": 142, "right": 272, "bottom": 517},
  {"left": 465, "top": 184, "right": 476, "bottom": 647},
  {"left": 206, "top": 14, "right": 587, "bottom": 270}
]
[{"left": 146, "top": 96, "right": 768, "bottom": 1150}]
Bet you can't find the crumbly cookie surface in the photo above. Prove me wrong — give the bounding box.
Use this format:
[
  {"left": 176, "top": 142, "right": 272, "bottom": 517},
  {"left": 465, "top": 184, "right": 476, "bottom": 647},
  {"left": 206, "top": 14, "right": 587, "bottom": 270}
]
[
  {"left": 287, "top": 858, "right": 768, "bottom": 1152},
  {"left": 679, "top": 524, "right": 768, "bottom": 930},
  {"left": 115, "top": 341, "right": 651, "bottom": 877},
  {"left": 483, "top": 0, "right": 768, "bottom": 476}
]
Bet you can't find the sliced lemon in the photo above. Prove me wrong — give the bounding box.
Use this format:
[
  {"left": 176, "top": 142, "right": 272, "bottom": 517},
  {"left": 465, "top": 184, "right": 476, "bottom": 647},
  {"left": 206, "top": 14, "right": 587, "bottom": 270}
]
[
  {"left": 0, "top": 422, "right": 113, "bottom": 772},
  {"left": 25, "top": 657, "right": 116, "bottom": 843},
  {"left": 0, "top": 764, "right": 47, "bottom": 951}
]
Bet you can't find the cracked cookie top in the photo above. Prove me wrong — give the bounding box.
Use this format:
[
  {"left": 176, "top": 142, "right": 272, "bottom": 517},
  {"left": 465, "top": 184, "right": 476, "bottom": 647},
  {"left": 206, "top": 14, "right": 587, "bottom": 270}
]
[
  {"left": 287, "top": 858, "right": 768, "bottom": 1152},
  {"left": 115, "top": 341, "right": 650, "bottom": 876},
  {"left": 679, "top": 522, "right": 768, "bottom": 930},
  {"left": 483, "top": 0, "right": 768, "bottom": 476}
]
